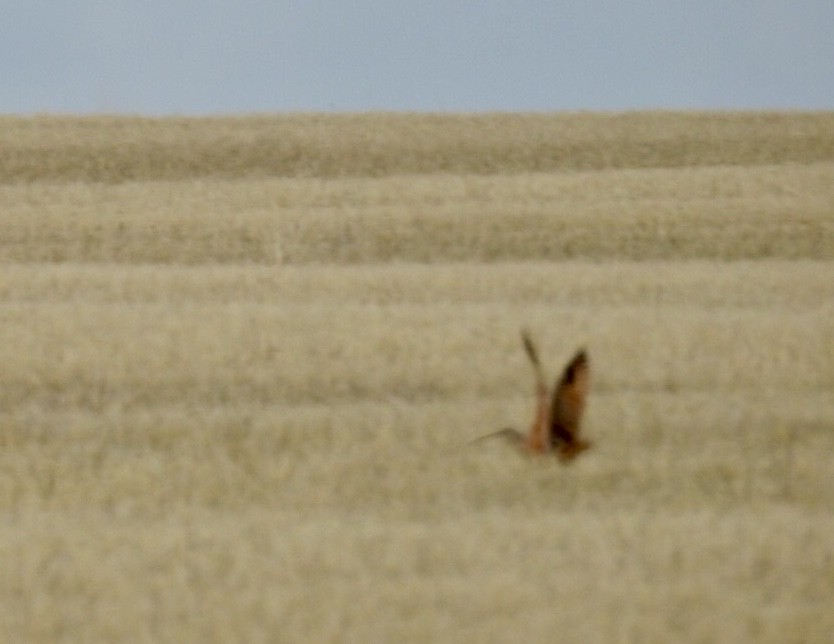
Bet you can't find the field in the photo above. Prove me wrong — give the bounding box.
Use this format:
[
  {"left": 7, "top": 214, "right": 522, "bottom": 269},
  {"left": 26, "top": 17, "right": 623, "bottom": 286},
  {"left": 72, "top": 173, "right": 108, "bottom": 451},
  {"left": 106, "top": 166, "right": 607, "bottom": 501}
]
[{"left": 1, "top": 112, "right": 833, "bottom": 642}]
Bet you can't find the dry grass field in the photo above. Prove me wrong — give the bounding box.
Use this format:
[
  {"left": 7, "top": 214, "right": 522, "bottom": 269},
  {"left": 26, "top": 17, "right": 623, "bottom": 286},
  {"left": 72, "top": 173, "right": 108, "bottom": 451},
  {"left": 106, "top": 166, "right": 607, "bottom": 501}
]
[{"left": 1, "top": 112, "right": 833, "bottom": 642}]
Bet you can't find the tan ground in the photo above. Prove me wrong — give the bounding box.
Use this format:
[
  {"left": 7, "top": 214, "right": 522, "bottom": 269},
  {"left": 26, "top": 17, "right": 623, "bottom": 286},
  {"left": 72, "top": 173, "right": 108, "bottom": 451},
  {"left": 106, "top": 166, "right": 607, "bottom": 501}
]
[{"left": 1, "top": 112, "right": 833, "bottom": 642}]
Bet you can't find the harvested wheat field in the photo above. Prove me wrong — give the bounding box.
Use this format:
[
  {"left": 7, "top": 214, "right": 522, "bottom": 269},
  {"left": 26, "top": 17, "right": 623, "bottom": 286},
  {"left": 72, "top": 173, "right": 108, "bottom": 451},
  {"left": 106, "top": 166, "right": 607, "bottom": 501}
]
[{"left": 1, "top": 112, "right": 834, "bottom": 642}]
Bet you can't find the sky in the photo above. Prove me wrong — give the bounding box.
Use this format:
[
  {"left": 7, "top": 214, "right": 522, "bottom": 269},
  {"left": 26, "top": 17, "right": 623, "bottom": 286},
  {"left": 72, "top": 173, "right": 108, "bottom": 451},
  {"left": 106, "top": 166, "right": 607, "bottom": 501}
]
[{"left": 3, "top": 1, "right": 833, "bottom": 115}]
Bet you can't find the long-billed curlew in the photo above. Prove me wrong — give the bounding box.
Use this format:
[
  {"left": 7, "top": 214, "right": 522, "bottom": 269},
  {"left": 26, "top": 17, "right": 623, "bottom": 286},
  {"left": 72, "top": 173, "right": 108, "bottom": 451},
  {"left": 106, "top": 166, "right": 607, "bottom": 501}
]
[{"left": 472, "top": 331, "right": 591, "bottom": 462}]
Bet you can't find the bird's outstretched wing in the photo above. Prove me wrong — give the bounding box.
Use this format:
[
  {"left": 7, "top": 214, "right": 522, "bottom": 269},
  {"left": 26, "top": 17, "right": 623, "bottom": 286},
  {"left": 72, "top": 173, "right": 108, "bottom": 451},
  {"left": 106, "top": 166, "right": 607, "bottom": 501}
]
[
  {"left": 521, "top": 330, "right": 546, "bottom": 390},
  {"left": 521, "top": 330, "right": 552, "bottom": 453},
  {"left": 549, "top": 349, "right": 589, "bottom": 451}
]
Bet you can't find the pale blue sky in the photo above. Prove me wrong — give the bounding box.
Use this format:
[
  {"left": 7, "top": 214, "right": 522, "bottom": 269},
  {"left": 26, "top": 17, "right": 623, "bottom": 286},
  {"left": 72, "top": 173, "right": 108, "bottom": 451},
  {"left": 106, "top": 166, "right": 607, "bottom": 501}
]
[{"left": 3, "top": 1, "right": 832, "bottom": 114}]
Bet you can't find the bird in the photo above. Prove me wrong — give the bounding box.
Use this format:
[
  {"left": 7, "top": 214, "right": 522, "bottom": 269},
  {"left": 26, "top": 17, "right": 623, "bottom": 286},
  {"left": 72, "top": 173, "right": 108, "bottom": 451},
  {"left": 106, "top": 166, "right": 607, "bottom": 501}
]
[{"left": 471, "top": 331, "right": 591, "bottom": 462}]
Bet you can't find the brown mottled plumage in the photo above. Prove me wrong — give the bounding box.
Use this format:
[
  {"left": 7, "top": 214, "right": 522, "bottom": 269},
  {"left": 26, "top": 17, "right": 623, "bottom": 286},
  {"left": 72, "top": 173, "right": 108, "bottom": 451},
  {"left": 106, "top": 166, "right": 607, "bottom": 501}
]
[{"left": 471, "top": 331, "right": 591, "bottom": 462}]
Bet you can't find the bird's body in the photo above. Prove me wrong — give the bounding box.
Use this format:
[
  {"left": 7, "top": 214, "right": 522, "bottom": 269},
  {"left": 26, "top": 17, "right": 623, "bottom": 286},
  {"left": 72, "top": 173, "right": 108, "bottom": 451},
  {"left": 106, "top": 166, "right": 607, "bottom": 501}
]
[{"left": 472, "top": 332, "right": 591, "bottom": 462}]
